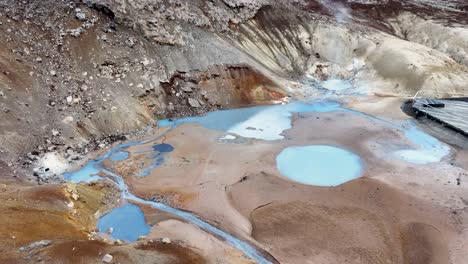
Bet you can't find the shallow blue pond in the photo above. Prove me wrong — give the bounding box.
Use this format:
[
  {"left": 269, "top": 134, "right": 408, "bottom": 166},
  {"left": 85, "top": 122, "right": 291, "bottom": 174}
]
[
  {"left": 137, "top": 143, "right": 174, "bottom": 177},
  {"left": 63, "top": 160, "right": 102, "bottom": 183},
  {"left": 153, "top": 143, "right": 174, "bottom": 152},
  {"left": 157, "top": 101, "right": 340, "bottom": 140},
  {"left": 276, "top": 145, "right": 363, "bottom": 186},
  {"left": 97, "top": 202, "right": 151, "bottom": 242},
  {"left": 393, "top": 121, "right": 450, "bottom": 164}
]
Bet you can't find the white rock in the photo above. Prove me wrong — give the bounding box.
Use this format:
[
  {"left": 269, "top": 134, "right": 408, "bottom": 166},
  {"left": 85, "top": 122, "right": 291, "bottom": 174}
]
[
  {"left": 161, "top": 237, "right": 171, "bottom": 244},
  {"left": 102, "top": 254, "right": 113, "bottom": 263},
  {"left": 19, "top": 240, "right": 52, "bottom": 252},
  {"left": 51, "top": 129, "right": 60, "bottom": 136},
  {"left": 220, "top": 134, "right": 236, "bottom": 140},
  {"left": 66, "top": 201, "right": 74, "bottom": 208},
  {"left": 38, "top": 152, "right": 69, "bottom": 175},
  {"left": 141, "top": 58, "right": 150, "bottom": 66},
  {"left": 126, "top": 38, "right": 135, "bottom": 48},
  {"left": 75, "top": 10, "right": 86, "bottom": 21},
  {"left": 66, "top": 96, "right": 73, "bottom": 104},
  {"left": 71, "top": 193, "right": 79, "bottom": 200},
  {"left": 62, "top": 116, "right": 74, "bottom": 124},
  {"left": 50, "top": 70, "right": 57, "bottom": 76},
  {"left": 181, "top": 83, "right": 195, "bottom": 92},
  {"left": 187, "top": 98, "right": 200, "bottom": 108},
  {"left": 80, "top": 84, "right": 88, "bottom": 91}
]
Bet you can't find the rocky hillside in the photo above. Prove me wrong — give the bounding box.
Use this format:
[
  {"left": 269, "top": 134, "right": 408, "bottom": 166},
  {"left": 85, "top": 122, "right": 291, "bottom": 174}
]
[{"left": 0, "top": 0, "right": 467, "bottom": 183}]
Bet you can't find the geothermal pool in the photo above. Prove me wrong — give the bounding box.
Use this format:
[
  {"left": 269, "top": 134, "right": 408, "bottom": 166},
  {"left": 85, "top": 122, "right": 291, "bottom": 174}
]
[
  {"left": 153, "top": 143, "right": 175, "bottom": 152},
  {"left": 62, "top": 99, "right": 451, "bottom": 264},
  {"left": 63, "top": 128, "right": 273, "bottom": 263},
  {"left": 276, "top": 145, "right": 363, "bottom": 186},
  {"left": 394, "top": 121, "right": 451, "bottom": 164},
  {"left": 139, "top": 143, "right": 175, "bottom": 177},
  {"left": 158, "top": 101, "right": 340, "bottom": 140},
  {"left": 97, "top": 202, "right": 151, "bottom": 242}
]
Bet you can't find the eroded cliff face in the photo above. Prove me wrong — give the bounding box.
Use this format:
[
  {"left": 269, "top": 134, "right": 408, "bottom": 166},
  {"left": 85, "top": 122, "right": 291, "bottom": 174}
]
[
  {"left": 0, "top": 0, "right": 279, "bottom": 180},
  {"left": 160, "top": 64, "right": 286, "bottom": 117},
  {"left": 233, "top": 5, "right": 468, "bottom": 96},
  {"left": 0, "top": 0, "right": 467, "bottom": 181}
]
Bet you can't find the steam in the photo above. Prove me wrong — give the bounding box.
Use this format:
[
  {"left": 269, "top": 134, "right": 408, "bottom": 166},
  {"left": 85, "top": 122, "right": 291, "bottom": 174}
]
[{"left": 319, "top": 0, "right": 351, "bottom": 23}]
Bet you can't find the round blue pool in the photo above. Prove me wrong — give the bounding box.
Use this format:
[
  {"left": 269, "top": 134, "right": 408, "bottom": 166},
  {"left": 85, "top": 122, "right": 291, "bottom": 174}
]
[{"left": 276, "top": 145, "right": 363, "bottom": 186}]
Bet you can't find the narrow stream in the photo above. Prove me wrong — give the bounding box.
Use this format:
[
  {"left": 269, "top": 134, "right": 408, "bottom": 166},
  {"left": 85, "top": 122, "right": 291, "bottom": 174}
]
[{"left": 64, "top": 127, "right": 274, "bottom": 264}]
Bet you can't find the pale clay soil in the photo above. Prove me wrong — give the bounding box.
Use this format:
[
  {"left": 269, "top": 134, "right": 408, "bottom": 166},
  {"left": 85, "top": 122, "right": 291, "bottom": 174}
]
[{"left": 103, "top": 96, "right": 468, "bottom": 264}]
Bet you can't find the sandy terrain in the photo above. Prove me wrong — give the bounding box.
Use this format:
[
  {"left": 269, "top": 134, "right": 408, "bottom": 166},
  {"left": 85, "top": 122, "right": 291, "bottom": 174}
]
[
  {"left": 148, "top": 219, "right": 256, "bottom": 264},
  {"left": 229, "top": 176, "right": 453, "bottom": 264},
  {"left": 103, "top": 104, "right": 468, "bottom": 263},
  {"left": 4, "top": 95, "right": 465, "bottom": 263}
]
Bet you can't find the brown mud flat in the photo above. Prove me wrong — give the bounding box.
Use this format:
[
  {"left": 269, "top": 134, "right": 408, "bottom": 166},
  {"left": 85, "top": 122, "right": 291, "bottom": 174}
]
[
  {"left": 108, "top": 108, "right": 467, "bottom": 263},
  {"left": 1, "top": 103, "right": 466, "bottom": 263},
  {"left": 37, "top": 240, "right": 206, "bottom": 264},
  {"left": 229, "top": 174, "right": 453, "bottom": 264},
  {"left": 3, "top": 239, "right": 206, "bottom": 264}
]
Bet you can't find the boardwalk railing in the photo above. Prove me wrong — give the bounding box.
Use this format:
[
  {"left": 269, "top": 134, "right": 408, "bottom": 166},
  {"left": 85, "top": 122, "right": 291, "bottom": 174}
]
[
  {"left": 411, "top": 91, "right": 468, "bottom": 135},
  {"left": 412, "top": 90, "right": 468, "bottom": 100}
]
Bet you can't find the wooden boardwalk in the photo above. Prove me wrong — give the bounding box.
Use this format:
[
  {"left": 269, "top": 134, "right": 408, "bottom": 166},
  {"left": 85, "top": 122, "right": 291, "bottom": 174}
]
[{"left": 412, "top": 99, "right": 468, "bottom": 136}]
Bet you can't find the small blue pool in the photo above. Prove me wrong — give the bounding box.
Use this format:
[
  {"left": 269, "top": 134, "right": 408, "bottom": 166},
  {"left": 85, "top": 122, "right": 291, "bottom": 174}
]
[
  {"left": 394, "top": 123, "right": 450, "bottom": 164},
  {"left": 153, "top": 143, "right": 174, "bottom": 152},
  {"left": 97, "top": 202, "right": 151, "bottom": 242},
  {"left": 276, "top": 145, "right": 363, "bottom": 186}
]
